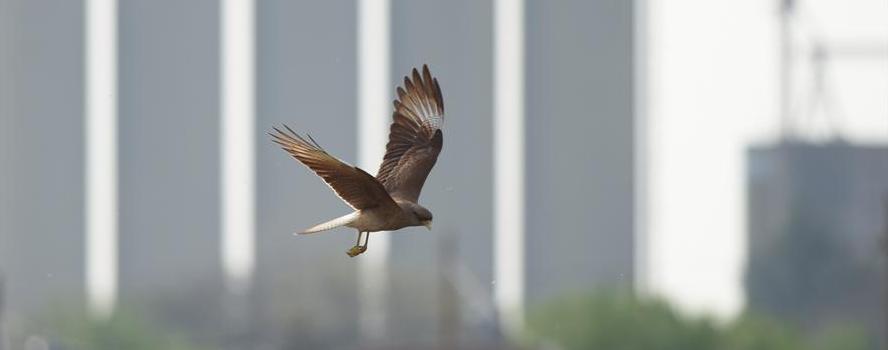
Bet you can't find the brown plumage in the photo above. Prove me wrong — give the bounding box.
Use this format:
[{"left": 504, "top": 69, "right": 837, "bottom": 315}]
[{"left": 270, "top": 64, "right": 444, "bottom": 257}]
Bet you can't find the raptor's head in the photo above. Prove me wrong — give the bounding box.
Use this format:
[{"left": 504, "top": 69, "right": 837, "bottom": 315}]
[{"left": 413, "top": 206, "right": 433, "bottom": 230}]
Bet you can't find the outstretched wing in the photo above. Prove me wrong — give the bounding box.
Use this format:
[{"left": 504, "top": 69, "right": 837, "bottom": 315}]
[
  {"left": 376, "top": 64, "right": 444, "bottom": 202},
  {"left": 270, "top": 125, "right": 397, "bottom": 210}
]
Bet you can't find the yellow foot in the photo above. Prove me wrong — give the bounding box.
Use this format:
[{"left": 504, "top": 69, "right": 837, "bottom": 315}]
[{"left": 346, "top": 245, "right": 367, "bottom": 257}]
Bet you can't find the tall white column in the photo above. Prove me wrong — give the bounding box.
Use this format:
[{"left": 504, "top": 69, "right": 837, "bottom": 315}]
[
  {"left": 634, "top": 0, "right": 651, "bottom": 295},
  {"left": 221, "top": 0, "right": 256, "bottom": 295},
  {"left": 85, "top": 0, "right": 118, "bottom": 319},
  {"left": 493, "top": 0, "right": 526, "bottom": 337},
  {"left": 357, "top": 0, "right": 391, "bottom": 341}
]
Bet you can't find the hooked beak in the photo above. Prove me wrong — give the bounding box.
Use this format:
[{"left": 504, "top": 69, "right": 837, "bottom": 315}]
[{"left": 422, "top": 220, "right": 432, "bottom": 230}]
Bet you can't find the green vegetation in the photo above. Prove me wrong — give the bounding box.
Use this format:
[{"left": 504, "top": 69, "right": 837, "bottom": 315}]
[
  {"left": 31, "top": 306, "right": 207, "bottom": 350},
  {"left": 527, "top": 290, "right": 871, "bottom": 350}
]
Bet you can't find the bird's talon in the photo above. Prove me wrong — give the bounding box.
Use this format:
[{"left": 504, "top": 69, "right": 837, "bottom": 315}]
[{"left": 346, "top": 245, "right": 367, "bottom": 257}]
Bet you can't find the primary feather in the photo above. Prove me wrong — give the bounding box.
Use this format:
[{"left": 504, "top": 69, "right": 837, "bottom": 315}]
[
  {"left": 268, "top": 125, "right": 397, "bottom": 211},
  {"left": 376, "top": 64, "right": 445, "bottom": 202}
]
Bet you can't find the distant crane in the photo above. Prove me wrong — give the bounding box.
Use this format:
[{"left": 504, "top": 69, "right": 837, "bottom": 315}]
[{"left": 777, "top": 0, "right": 888, "bottom": 140}]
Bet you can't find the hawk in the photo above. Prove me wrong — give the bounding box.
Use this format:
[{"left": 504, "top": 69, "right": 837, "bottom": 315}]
[{"left": 270, "top": 65, "right": 444, "bottom": 257}]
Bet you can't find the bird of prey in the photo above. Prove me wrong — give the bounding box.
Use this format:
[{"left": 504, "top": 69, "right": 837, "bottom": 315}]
[{"left": 270, "top": 65, "right": 444, "bottom": 257}]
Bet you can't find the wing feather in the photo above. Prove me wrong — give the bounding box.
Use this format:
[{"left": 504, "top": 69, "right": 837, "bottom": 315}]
[
  {"left": 376, "top": 65, "right": 445, "bottom": 202},
  {"left": 270, "top": 125, "right": 397, "bottom": 211}
]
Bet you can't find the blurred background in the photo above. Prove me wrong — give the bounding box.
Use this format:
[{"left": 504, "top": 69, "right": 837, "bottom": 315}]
[{"left": 0, "top": 0, "right": 886, "bottom": 349}]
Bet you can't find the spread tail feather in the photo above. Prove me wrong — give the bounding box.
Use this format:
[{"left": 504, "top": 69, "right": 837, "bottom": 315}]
[{"left": 298, "top": 212, "right": 359, "bottom": 235}]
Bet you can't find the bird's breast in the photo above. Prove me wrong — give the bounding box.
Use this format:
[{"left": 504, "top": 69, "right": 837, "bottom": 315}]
[{"left": 352, "top": 207, "right": 415, "bottom": 232}]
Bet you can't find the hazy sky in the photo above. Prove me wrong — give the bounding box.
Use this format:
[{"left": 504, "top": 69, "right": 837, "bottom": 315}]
[{"left": 647, "top": 0, "right": 888, "bottom": 318}]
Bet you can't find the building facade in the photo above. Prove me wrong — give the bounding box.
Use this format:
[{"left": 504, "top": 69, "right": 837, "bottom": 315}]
[{"left": 746, "top": 141, "right": 888, "bottom": 343}]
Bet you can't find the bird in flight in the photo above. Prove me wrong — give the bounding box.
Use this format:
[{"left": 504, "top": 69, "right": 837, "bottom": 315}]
[{"left": 270, "top": 65, "right": 444, "bottom": 257}]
